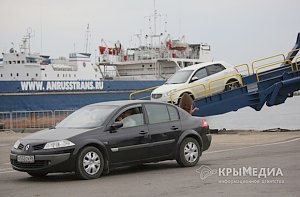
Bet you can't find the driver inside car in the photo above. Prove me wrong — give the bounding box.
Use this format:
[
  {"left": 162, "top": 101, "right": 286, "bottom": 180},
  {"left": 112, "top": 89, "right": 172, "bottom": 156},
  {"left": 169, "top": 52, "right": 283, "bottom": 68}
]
[{"left": 116, "top": 109, "right": 136, "bottom": 127}]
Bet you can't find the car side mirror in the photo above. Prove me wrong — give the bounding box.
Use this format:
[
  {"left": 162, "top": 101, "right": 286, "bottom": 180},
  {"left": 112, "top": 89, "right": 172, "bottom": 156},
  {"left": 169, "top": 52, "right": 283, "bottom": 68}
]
[
  {"left": 190, "top": 76, "right": 198, "bottom": 83},
  {"left": 110, "top": 122, "right": 123, "bottom": 131}
]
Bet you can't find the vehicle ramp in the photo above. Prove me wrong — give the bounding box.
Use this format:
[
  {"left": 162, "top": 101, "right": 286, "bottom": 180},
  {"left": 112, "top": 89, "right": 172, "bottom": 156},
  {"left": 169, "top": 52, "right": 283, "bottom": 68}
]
[
  {"left": 129, "top": 33, "right": 300, "bottom": 117},
  {"left": 193, "top": 33, "right": 300, "bottom": 117},
  {"left": 193, "top": 64, "right": 300, "bottom": 117}
]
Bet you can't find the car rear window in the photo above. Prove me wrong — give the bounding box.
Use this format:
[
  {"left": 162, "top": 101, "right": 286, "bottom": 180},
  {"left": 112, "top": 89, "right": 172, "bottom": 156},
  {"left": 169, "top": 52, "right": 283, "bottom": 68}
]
[{"left": 206, "top": 64, "right": 225, "bottom": 75}]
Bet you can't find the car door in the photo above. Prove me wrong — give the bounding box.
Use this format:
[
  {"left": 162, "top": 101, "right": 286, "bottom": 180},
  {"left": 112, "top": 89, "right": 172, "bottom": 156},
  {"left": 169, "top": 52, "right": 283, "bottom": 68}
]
[
  {"left": 205, "top": 64, "right": 227, "bottom": 94},
  {"left": 106, "top": 105, "right": 150, "bottom": 165},
  {"left": 189, "top": 67, "right": 209, "bottom": 98},
  {"left": 144, "top": 103, "right": 181, "bottom": 159}
]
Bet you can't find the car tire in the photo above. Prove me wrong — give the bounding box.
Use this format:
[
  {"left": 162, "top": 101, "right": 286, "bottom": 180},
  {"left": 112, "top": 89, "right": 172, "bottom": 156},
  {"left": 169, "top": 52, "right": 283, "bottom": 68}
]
[
  {"left": 225, "top": 79, "right": 240, "bottom": 91},
  {"left": 176, "top": 137, "right": 201, "bottom": 167},
  {"left": 27, "top": 172, "right": 48, "bottom": 177},
  {"left": 76, "top": 146, "right": 104, "bottom": 180}
]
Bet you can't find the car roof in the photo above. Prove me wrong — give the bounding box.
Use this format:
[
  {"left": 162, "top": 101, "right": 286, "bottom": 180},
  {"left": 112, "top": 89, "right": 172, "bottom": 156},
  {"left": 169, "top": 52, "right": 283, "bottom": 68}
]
[
  {"left": 88, "top": 100, "right": 165, "bottom": 107},
  {"left": 180, "top": 61, "right": 229, "bottom": 71}
]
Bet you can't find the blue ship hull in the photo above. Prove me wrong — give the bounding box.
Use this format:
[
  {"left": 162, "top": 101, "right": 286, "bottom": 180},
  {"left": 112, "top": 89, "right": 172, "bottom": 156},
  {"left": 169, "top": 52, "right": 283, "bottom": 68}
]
[{"left": 0, "top": 80, "right": 164, "bottom": 112}]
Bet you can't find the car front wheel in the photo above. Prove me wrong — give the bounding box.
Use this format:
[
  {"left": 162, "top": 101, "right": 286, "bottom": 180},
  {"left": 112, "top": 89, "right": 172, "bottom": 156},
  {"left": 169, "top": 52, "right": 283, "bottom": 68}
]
[
  {"left": 176, "top": 137, "right": 201, "bottom": 167},
  {"left": 76, "top": 146, "right": 104, "bottom": 180}
]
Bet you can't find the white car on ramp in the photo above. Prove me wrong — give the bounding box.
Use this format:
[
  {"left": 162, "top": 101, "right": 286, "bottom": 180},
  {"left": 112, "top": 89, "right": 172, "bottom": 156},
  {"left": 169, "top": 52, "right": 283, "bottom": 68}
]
[{"left": 151, "top": 61, "right": 242, "bottom": 104}]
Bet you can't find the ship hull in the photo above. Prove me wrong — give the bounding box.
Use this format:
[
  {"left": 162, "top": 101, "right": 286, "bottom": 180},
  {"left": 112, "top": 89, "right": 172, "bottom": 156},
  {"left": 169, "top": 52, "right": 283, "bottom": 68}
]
[{"left": 0, "top": 80, "right": 164, "bottom": 112}]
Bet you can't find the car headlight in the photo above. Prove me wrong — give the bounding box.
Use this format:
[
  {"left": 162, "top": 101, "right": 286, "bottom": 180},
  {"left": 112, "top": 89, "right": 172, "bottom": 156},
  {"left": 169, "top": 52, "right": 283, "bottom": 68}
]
[
  {"left": 43, "top": 140, "right": 75, "bottom": 150},
  {"left": 13, "top": 140, "right": 21, "bottom": 149}
]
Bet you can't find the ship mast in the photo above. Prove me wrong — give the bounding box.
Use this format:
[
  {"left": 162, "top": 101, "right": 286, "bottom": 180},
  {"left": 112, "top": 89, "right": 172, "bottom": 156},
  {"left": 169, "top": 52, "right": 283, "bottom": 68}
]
[
  {"left": 84, "top": 24, "right": 91, "bottom": 53},
  {"left": 20, "top": 27, "right": 34, "bottom": 54},
  {"left": 145, "top": 0, "right": 164, "bottom": 48}
]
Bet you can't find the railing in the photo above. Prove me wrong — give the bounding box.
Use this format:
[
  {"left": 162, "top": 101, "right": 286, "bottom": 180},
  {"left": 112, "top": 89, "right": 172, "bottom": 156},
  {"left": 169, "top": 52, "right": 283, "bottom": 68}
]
[
  {"left": 251, "top": 54, "right": 286, "bottom": 75},
  {"left": 234, "top": 64, "right": 250, "bottom": 76},
  {"left": 255, "top": 60, "right": 292, "bottom": 81},
  {"left": 208, "top": 74, "right": 243, "bottom": 94},
  {"left": 169, "top": 83, "right": 206, "bottom": 104},
  {"left": 129, "top": 86, "right": 160, "bottom": 100},
  {"left": 294, "top": 56, "right": 300, "bottom": 71},
  {"left": 0, "top": 110, "right": 75, "bottom": 132}
]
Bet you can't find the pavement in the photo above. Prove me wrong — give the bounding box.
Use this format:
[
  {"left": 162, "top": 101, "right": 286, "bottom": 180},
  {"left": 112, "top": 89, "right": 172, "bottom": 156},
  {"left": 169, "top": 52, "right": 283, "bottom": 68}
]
[{"left": 0, "top": 130, "right": 300, "bottom": 197}]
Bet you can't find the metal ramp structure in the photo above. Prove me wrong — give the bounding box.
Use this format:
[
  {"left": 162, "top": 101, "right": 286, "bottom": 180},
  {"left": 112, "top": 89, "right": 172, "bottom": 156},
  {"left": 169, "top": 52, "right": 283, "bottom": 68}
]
[
  {"left": 130, "top": 33, "right": 300, "bottom": 117},
  {"left": 193, "top": 32, "right": 300, "bottom": 116}
]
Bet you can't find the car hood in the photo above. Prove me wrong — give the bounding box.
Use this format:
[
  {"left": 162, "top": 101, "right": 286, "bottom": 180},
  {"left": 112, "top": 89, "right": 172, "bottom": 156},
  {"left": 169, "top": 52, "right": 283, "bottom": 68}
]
[
  {"left": 152, "top": 83, "right": 184, "bottom": 94},
  {"left": 22, "top": 127, "right": 102, "bottom": 142}
]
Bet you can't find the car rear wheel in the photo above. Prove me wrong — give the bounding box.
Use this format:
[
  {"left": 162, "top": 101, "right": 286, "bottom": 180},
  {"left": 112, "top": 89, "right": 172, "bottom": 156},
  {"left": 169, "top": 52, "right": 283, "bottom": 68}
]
[
  {"left": 27, "top": 172, "right": 48, "bottom": 177},
  {"left": 225, "top": 79, "right": 240, "bottom": 91},
  {"left": 76, "top": 146, "right": 104, "bottom": 180},
  {"left": 176, "top": 137, "right": 201, "bottom": 167}
]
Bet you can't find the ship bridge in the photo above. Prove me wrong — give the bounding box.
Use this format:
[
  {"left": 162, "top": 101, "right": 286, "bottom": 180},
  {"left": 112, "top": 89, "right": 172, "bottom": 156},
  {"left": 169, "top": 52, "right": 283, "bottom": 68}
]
[{"left": 130, "top": 33, "right": 300, "bottom": 117}]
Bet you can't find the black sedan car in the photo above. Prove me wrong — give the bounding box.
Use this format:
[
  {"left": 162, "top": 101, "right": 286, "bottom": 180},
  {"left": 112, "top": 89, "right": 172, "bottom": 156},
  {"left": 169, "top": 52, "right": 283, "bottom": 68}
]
[{"left": 10, "top": 100, "right": 211, "bottom": 179}]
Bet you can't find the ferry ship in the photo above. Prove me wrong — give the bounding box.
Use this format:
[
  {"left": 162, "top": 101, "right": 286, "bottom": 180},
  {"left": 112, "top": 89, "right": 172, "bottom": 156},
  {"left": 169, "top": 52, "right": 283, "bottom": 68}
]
[{"left": 0, "top": 12, "right": 212, "bottom": 112}]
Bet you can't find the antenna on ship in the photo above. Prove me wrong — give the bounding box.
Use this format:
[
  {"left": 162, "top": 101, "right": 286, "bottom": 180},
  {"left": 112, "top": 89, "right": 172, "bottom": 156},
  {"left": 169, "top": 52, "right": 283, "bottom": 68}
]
[
  {"left": 27, "top": 27, "right": 34, "bottom": 55},
  {"left": 144, "top": 0, "right": 165, "bottom": 48},
  {"left": 84, "top": 24, "right": 91, "bottom": 53},
  {"left": 20, "top": 27, "right": 34, "bottom": 54}
]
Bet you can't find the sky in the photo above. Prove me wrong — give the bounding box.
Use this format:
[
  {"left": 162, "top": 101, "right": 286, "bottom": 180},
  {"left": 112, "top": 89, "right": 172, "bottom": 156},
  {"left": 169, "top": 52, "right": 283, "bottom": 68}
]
[{"left": 0, "top": 0, "right": 299, "bottom": 65}]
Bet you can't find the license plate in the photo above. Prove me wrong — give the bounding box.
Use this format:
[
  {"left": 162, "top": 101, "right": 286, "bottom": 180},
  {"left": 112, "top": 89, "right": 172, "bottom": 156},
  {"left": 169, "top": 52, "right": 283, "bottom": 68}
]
[{"left": 17, "top": 155, "right": 35, "bottom": 163}]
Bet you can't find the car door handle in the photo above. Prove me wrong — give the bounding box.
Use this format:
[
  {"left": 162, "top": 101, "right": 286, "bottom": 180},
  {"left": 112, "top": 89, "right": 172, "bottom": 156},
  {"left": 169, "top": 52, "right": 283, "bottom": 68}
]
[
  {"left": 171, "top": 126, "right": 179, "bottom": 130},
  {"left": 139, "top": 130, "right": 148, "bottom": 135}
]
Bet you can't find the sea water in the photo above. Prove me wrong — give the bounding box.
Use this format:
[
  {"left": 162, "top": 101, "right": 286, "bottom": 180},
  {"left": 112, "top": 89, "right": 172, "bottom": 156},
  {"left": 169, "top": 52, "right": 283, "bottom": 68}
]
[{"left": 206, "top": 96, "right": 300, "bottom": 130}]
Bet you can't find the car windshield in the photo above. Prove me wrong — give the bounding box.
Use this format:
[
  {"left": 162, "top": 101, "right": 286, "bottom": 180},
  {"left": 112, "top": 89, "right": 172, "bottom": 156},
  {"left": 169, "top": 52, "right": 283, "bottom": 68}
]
[
  {"left": 165, "top": 70, "right": 193, "bottom": 84},
  {"left": 56, "top": 105, "right": 118, "bottom": 128}
]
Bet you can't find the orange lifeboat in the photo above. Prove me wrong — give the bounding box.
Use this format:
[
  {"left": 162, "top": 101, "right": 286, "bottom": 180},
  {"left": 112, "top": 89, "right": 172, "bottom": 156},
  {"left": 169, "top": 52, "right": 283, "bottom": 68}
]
[{"left": 166, "top": 39, "right": 188, "bottom": 51}]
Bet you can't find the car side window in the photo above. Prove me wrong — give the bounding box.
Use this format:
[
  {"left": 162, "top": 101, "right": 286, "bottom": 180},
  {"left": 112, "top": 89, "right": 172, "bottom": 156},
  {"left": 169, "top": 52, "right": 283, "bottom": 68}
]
[
  {"left": 145, "top": 104, "right": 170, "bottom": 124},
  {"left": 206, "top": 64, "right": 225, "bottom": 75},
  {"left": 167, "top": 105, "right": 179, "bottom": 121},
  {"left": 191, "top": 68, "right": 207, "bottom": 82},
  {"left": 115, "top": 107, "right": 144, "bottom": 128}
]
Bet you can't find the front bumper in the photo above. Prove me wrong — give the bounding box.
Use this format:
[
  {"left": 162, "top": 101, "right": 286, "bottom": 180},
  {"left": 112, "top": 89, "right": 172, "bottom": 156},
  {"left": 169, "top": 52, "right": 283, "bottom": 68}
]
[{"left": 10, "top": 152, "right": 72, "bottom": 173}]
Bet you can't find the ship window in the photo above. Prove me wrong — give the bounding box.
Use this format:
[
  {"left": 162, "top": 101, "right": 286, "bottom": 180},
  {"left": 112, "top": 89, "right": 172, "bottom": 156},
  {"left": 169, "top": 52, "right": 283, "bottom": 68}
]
[
  {"left": 27, "top": 73, "right": 29, "bottom": 77},
  {"left": 9, "top": 61, "right": 12, "bottom": 64},
  {"left": 16, "top": 73, "right": 19, "bottom": 77},
  {"left": 69, "top": 74, "right": 71, "bottom": 77},
  {"left": 13, "top": 61, "right": 16, "bottom": 64},
  {"left": 36, "top": 73, "right": 38, "bottom": 77},
  {"left": 57, "top": 74, "right": 59, "bottom": 77},
  {"left": 150, "top": 64, "right": 152, "bottom": 67},
  {"left": 22, "top": 60, "right": 25, "bottom": 64},
  {"left": 17, "top": 60, "right": 20, "bottom": 64},
  {"left": 10, "top": 73, "right": 12, "bottom": 77},
  {"left": 74, "top": 74, "right": 76, "bottom": 77},
  {"left": 142, "top": 65, "right": 144, "bottom": 67},
  {"left": 1, "top": 74, "right": 2, "bottom": 77},
  {"left": 45, "top": 74, "right": 47, "bottom": 77}
]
